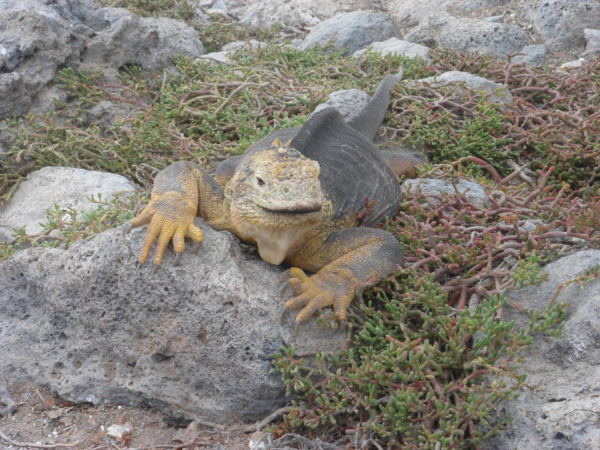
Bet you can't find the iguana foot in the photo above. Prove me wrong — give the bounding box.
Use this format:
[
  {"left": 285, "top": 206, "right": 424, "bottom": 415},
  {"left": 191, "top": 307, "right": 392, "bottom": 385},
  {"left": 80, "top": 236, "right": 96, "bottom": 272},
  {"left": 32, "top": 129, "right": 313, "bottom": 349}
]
[
  {"left": 128, "top": 192, "right": 204, "bottom": 267},
  {"left": 0, "top": 383, "right": 16, "bottom": 417},
  {"left": 285, "top": 267, "right": 355, "bottom": 323}
]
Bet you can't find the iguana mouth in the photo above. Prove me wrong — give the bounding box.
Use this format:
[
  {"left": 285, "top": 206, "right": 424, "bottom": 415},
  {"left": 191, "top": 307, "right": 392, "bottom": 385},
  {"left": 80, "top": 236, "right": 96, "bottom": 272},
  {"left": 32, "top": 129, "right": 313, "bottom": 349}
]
[{"left": 259, "top": 203, "right": 322, "bottom": 215}]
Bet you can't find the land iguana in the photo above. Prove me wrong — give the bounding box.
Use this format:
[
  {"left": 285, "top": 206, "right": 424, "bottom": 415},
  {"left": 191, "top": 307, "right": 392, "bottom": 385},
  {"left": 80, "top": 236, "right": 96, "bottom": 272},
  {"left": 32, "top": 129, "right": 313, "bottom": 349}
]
[{"left": 125, "top": 69, "right": 425, "bottom": 324}]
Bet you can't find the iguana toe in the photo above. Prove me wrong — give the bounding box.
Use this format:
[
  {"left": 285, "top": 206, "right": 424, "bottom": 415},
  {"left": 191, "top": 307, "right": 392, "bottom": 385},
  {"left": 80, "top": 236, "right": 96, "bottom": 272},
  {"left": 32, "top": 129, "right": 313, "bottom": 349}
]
[
  {"left": 186, "top": 223, "right": 204, "bottom": 243},
  {"left": 333, "top": 296, "right": 354, "bottom": 322},
  {"left": 289, "top": 267, "right": 309, "bottom": 295}
]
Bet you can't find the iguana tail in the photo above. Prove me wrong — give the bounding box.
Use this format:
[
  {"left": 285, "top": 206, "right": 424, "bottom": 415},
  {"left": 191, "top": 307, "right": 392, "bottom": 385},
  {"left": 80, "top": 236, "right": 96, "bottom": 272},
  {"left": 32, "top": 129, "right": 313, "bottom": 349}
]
[{"left": 346, "top": 68, "right": 403, "bottom": 141}]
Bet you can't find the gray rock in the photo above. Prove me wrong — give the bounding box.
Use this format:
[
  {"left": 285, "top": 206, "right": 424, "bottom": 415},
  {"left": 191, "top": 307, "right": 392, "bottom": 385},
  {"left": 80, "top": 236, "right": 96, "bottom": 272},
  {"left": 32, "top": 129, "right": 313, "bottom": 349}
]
[
  {"left": 78, "top": 99, "right": 134, "bottom": 131},
  {"left": 83, "top": 8, "right": 205, "bottom": 73},
  {"left": 352, "top": 37, "right": 431, "bottom": 62},
  {"left": 205, "top": 7, "right": 228, "bottom": 17},
  {"left": 485, "top": 14, "right": 505, "bottom": 23},
  {"left": 387, "top": 0, "right": 510, "bottom": 22},
  {"left": 233, "top": 0, "right": 349, "bottom": 23},
  {"left": 196, "top": 52, "right": 232, "bottom": 66},
  {"left": 558, "top": 59, "right": 585, "bottom": 70},
  {"left": 221, "top": 40, "right": 267, "bottom": 53},
  {"left": 312, "top": 89, "right": 371, "bottom": 121},
  {"left": 403, "top": 12, "right": 450, "bottom": 45},
  {"left": 287, "top": 38, "right": 305, "bottom": 49},
  {"left": 0, "top": 381, "right": 16, "bottom": 417},
  {"left": 86, "top": 101, "right": 119, "bottom": 130},
  {"left": 488, "top": 249, "right": 600, "bottom": 449},
  {"left": 583, "top": 28, "right": 600, "bottom": 59},
  {"left": 29, "top": 85, "right": 68, "bottom": 115},
  {"left": 402, "top": 178, "right": 488, "bottom": 209},
  {"left": 406, "top": 12, "right": 528, "bottom": 60},
  {"left": 0, "top": 167, "right": 135, "bottom": 236},
  {"left": 456, "top": 0, "right": 510, "bottom": 13},
  {"left": 238, "top": 11, "right": 260, "bottom": 29},
  {"left": 192, "top": 8, "right": 211, "bottom": 26},
  {"left": 522, "top": 0, "right": 600, "bottom": 53},
  {"left": 233, "top": 0, "right": 320, "bottom": 30},
  {"left": 520, "top": 219, "right": 543, "bottom": 233},
  {"left": 0, "top": 0, "right": 91, "bottom": 119},
  {"left": 513, "top": 44, "right": 547, "bottom": 67},
  {"left": 300, "top": 11, "right": 402, "bottom": 55},
  {"left": 0, "top": 0, "right": 205, "bottom": 120},
  {"left": 0, "top": 226, "right": 13, "bottom": 243},
  {"left": 412, "top": 71, "right": 513, "bottom": 106},
  {"left": 211, "top": 1, "right": 228, "bottom": 13},
  {"left": 0, "top": 220, "right": 346, "bottom": 424}
]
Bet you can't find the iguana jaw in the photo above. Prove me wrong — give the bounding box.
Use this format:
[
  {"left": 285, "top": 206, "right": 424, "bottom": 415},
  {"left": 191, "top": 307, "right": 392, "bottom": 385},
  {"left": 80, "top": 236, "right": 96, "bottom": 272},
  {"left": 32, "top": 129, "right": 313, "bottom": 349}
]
[
  {"left": 250, "top": 221, "right": 320, "bottom": 265},
  {"left": 229, "top": 198, "right": 323, "bottom": 265}
]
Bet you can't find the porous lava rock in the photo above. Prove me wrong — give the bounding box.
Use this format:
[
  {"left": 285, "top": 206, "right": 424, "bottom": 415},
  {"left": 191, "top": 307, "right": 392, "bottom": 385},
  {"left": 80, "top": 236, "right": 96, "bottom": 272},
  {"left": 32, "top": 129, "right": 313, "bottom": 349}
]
[{"left": 0, "top": 221, "right": 346, "bottom": 424}]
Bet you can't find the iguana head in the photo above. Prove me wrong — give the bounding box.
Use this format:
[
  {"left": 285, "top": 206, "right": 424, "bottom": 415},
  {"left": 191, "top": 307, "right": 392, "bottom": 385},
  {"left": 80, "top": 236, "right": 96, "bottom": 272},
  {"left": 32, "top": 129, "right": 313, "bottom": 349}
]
[{"left": 225, "top": 140, "right": 325, "bottom": 264}]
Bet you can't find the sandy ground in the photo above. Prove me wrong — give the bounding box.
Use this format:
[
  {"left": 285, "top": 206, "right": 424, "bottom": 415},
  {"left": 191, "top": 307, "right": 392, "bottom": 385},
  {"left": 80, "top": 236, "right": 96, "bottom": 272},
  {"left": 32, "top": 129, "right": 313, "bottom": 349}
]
[{"left": 0, "top": 381, "right": 251, "bottom": 450}]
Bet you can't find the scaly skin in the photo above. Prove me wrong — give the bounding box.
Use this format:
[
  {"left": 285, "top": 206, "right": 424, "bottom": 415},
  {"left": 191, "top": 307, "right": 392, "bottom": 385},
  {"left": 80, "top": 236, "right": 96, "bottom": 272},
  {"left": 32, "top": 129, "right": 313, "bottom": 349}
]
[
  {"left": 286, "top": 227, "right": 402, "bottom": 322},
  {"left": 128, "top": 69, "right": 422, "bottom": 323},
  {"left": 129, "top": 162, "right": 225, "bottom": 265}
]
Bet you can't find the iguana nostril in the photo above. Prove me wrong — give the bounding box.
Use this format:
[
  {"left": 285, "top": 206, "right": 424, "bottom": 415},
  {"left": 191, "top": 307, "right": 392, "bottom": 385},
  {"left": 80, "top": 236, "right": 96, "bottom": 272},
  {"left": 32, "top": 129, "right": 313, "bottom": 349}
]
[{"left": 283, "top": 187, "right": 290, "bottom": 194}]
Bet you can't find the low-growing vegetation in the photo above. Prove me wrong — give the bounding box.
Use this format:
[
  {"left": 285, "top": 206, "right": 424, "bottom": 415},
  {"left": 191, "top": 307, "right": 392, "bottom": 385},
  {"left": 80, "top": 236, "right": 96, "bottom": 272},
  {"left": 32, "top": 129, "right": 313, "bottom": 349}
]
[
  {"left": 96, "top": 0, "right": 199, "bottom": 21},
  {"left": 1, "top": 24, "right": 599, "bottom": 448}
]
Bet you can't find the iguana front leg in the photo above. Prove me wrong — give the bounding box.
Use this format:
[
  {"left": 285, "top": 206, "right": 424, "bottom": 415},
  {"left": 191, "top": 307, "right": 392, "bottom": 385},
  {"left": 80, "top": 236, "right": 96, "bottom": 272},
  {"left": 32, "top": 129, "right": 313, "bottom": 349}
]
[
  {"left": 126, "top": 161, "right": 231, "bottom": 266},
  {"left": 286, "top": 228, "right": 403, "bottom": 323}
]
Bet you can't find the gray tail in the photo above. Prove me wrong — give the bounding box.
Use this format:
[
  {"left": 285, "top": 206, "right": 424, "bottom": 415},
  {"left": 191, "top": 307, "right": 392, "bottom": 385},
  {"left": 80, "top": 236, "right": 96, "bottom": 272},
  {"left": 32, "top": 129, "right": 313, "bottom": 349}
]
[{"left": 346, "top": 68, "right": 404, "bottom": 141}]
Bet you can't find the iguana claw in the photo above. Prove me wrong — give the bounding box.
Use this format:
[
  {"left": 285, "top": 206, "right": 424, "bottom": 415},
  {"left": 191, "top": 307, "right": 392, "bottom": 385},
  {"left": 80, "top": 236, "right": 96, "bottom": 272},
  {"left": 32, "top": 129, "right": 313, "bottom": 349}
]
[
  {"left": 279, "top": 280, "right": 292, "bottom": 299},
  {"left": 122, "top": 221, "right": 133, "bottom": 235},
  {"left": 279, "top": 269, "right": 292, "bottom": 282},
  {"left": 173, "top": 253, "right": 182, "bottom": 267},
  {"left": 279, "top": 307, "right": 288, "bottom": 326}
]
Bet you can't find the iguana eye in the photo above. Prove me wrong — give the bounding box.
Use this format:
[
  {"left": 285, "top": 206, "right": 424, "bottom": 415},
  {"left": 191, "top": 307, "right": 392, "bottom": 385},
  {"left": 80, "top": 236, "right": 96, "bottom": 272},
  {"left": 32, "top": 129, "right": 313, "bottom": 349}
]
[{"left": 255, "top": 176, "right": 266, "bottom": 188}]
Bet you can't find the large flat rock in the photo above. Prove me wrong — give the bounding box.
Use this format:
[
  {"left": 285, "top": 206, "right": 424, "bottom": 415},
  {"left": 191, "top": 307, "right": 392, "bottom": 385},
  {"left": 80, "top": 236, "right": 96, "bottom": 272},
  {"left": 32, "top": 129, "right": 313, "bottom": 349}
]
[{"left": 0, "top": 220, "right": 346, "bottom": 424}]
